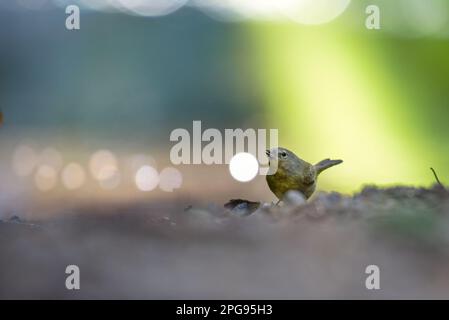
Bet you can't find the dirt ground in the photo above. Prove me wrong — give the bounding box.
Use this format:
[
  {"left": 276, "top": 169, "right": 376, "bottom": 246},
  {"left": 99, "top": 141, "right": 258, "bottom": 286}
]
[{"left": 1, "top": 184, "right": 449, "bottom": 299}]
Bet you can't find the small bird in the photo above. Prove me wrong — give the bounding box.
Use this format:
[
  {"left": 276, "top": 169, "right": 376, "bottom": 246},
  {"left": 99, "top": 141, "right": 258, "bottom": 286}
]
[{"left": 266, "top": 147, "right": 342, "bottom": 203}]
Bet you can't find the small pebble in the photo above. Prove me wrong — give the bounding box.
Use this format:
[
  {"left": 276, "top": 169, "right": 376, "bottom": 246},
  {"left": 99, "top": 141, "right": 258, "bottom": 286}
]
[{"left": 283, "top": 190, "right": 306, "bottom": 207}]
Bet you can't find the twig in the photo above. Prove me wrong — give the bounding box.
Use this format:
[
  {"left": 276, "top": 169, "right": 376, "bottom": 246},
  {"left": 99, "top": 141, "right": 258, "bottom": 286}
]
[{"left": 430, "top": 167, "right": 445, "bottom": 189}]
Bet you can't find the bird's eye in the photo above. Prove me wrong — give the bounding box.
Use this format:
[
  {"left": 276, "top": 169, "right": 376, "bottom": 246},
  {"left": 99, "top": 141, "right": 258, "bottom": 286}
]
[{"left": 280, "top": 152, "right": 287, "bottom": 158}]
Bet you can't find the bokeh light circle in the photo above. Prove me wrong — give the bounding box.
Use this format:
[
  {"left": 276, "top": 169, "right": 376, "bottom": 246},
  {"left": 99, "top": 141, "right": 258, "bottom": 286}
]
[
  {"left": 276, "top": 0, "right": 351, "bottom": 25},
  {"left": 229, "top": 152, "right": 259, "bottom": 182},
  {"left": 118, "top": 0, "right": 188, "bottom": 17},
  {"left": 159, "top": 167, "right": 182, "bottom": 192},
  {"left": 89, "top": 150, "right": 118, "bottom": 180},
  {"left": 61, "top": 163, "right": 86, "bottom": 190},
  {"left": 135, "top": 165, "right": 159, "bottom": 191},
  {"left": 34, "top": 165, "right": 57, "bottom": 191}
]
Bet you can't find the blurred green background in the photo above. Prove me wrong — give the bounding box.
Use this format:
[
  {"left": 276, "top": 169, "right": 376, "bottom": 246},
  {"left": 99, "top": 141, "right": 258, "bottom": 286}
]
[{"left": 1, "top": 0, "right": 448, "bottom": 196}]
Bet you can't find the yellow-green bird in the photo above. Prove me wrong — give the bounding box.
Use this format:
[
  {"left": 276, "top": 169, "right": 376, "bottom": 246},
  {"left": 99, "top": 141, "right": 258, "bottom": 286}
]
[{"left": 266, "top": 147, "right": 342, "bottom": 203}]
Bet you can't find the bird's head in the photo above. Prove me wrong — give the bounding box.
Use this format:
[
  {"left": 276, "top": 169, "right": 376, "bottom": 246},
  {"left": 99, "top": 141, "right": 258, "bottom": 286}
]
[{"left": 265, "top": 147, "right": 302, "bottom": 175}]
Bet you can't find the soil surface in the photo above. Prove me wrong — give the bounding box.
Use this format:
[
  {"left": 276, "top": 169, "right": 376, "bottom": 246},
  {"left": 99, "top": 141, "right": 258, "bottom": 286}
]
[{"left": 1, "top": 185, "right": 449, "bottom": 299}]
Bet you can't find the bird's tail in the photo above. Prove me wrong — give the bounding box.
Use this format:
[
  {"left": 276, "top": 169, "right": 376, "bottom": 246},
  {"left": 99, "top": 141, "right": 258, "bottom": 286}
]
[{"left": 314, "top": 158, "right": 343, "bottom": 175}]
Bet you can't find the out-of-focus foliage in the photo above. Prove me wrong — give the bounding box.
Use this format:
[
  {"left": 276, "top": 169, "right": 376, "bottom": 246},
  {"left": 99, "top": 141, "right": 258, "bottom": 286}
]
[{"left": 1, "top": 0, "right": 448, "bottom": 194}]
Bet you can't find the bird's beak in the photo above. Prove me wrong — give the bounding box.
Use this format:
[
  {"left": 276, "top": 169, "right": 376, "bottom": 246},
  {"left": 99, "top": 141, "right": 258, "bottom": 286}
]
[{"left": 265, "top": 149, "right": 271, "bottom": 157}]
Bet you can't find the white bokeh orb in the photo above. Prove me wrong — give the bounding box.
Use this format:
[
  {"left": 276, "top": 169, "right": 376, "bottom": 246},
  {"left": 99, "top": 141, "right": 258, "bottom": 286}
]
[
  {"left": 89, "top": 150, "right": 118, "bottom": 180},
  {"left": 135, "top": 165, "right": 159, "bottom": 191},
  {"left": 277, "top": 0, "right": 351, "bottom": 25},
  {"left": 159, "top": 167, "right": 183, "bottom": 192},
  {"left": 61, "top": 163, "right": 86, "bottom": 190},
  {"left": 229, "top": 152, "right": 259, "bottom": 182},
  {"left": 34, "top": 165, "right": 58, "bottom": 191}
]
